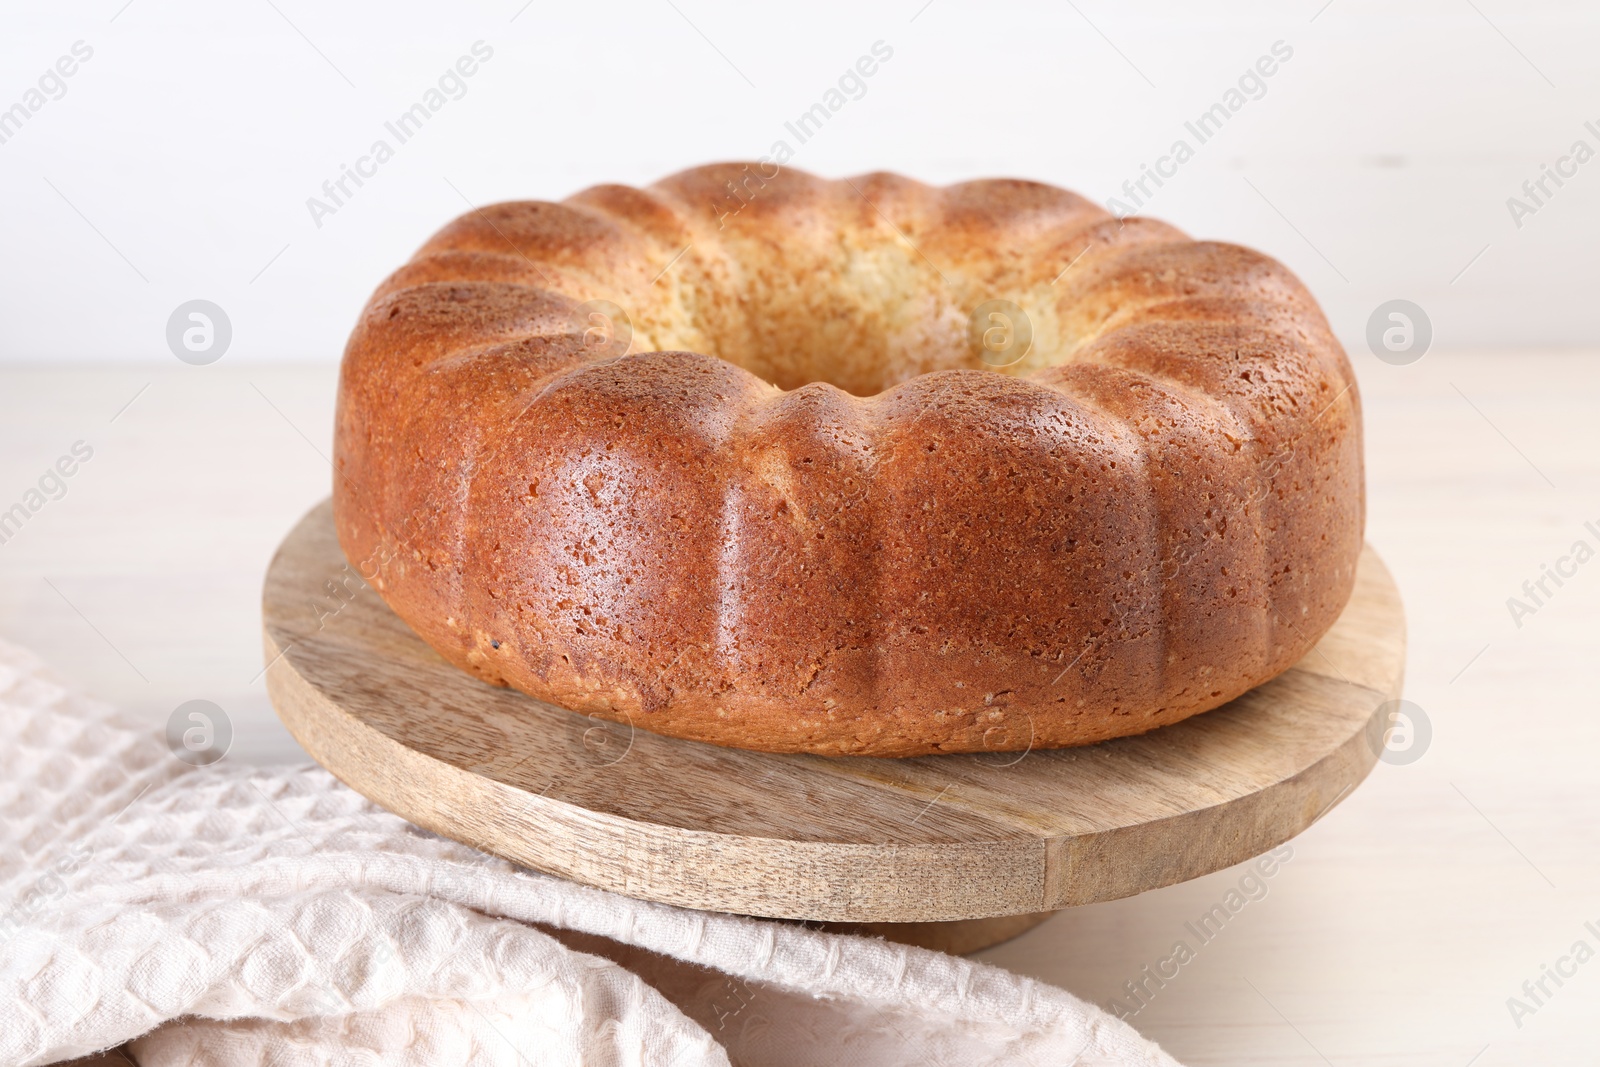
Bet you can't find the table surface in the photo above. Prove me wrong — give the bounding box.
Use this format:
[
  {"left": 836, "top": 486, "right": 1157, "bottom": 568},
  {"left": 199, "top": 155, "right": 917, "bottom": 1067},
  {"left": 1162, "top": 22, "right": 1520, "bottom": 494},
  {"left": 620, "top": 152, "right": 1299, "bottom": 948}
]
[{"left": 3, "top": 353, "right": 1597, "bottom": 1066}]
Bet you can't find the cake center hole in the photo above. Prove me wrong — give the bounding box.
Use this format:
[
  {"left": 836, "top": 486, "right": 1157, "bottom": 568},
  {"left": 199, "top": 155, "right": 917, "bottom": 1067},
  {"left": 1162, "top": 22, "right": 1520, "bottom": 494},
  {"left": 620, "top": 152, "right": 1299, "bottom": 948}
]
[{"left": 648, "top": 245, "right": 1061, "bottom": 397}]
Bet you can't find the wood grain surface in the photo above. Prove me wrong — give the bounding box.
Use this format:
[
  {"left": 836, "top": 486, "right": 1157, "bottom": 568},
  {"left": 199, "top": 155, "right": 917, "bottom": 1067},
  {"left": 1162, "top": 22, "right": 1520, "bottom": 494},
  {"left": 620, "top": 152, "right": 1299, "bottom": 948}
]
[{"left": 261, "top": 499, "right": 1406, "bottom": 924}]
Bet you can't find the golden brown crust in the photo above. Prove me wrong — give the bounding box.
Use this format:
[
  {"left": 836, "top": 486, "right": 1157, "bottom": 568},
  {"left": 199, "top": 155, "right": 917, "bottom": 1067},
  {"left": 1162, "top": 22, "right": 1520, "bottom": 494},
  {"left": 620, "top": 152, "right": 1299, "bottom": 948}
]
[{"left": 332, "top": 164, "right": 1363, "bottom": 757}]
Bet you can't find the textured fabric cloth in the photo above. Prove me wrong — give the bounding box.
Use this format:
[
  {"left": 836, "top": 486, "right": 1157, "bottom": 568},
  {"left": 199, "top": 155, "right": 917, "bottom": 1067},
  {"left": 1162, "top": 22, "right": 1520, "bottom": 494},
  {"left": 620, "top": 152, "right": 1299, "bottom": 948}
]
[{"left": 0, "top": 637, "right": 1182, "bottom": 1067}]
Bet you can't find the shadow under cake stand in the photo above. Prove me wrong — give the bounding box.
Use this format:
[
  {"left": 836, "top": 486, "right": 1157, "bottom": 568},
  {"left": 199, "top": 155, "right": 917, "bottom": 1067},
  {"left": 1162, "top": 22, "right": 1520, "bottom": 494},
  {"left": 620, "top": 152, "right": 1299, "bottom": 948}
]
[{"left": 262, "top": 500, "right": 1405, "bottom": 954}]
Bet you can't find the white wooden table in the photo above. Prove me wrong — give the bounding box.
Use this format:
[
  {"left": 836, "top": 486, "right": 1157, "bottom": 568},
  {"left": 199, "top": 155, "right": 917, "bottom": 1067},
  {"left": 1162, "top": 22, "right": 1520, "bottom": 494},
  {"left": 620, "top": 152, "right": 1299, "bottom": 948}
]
[{"left": 3, "top": 353, "right": 1596, "bottom": 1066}]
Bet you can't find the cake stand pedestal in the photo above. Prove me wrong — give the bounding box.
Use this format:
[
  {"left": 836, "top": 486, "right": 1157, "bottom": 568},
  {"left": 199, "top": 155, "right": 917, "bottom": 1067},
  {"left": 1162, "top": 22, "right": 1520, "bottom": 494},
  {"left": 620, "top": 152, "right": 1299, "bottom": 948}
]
[{"left": 262, "top": 501, "right": 1405, "bottom": 953}]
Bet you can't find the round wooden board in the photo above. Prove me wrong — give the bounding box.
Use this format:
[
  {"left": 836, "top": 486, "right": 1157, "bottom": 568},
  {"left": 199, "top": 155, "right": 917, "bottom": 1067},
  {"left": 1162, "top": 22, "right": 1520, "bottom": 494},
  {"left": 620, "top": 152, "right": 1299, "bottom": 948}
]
[{"left": 263, "top": 500, "right": 1405, "bottom": 933}]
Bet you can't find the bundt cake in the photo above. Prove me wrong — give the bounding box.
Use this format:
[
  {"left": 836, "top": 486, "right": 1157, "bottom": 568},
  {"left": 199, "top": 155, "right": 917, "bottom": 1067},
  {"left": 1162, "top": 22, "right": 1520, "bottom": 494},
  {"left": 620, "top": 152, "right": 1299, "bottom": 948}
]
[{"left": 332, "top": 164, "right": 1363, "bottom": 757}]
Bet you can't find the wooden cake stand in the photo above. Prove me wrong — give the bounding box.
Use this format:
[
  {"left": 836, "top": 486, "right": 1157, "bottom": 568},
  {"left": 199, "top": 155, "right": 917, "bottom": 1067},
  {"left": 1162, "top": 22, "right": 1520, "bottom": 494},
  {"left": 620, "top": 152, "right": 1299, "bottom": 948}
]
[{"left": 262, "top": 501, "right": 1405, "bottom": 954}]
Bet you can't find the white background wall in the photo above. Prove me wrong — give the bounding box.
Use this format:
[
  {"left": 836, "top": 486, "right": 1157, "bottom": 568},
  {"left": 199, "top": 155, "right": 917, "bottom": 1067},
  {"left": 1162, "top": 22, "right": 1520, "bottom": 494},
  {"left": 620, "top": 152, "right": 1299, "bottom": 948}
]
[{"left": 1, "top": 0, "right": 1597, "bottom": 362}]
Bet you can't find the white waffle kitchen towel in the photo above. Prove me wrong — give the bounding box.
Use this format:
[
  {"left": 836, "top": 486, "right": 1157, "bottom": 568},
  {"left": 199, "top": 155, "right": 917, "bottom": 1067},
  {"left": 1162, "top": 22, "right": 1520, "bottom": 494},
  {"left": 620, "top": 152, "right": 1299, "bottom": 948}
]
[{"left": 0, "top": 637, "right": 1181, "bottom": 1067}]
